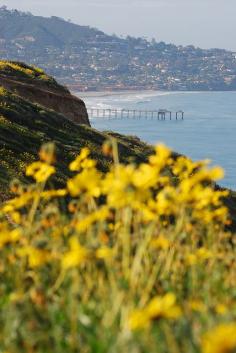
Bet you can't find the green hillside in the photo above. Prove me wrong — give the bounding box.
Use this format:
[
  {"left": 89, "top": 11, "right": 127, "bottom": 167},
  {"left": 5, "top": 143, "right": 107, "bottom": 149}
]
[{"left": 0, "top": 60, "right": 68, "bottom": 93}]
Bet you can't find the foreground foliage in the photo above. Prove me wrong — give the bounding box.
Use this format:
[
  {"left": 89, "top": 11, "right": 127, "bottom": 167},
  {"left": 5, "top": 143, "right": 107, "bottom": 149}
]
[{"left": 0, "top": 141, "right": 235, "bottom": 353}]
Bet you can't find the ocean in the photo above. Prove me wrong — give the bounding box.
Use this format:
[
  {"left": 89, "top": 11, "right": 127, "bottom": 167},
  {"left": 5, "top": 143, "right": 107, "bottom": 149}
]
[{"left": 77, "top": 91, "right": 236, "bottom": 190}]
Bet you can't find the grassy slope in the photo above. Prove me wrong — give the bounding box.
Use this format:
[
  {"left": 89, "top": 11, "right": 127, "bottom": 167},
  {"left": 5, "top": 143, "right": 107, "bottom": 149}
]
[
  {"left": 0, "top": 60, "right": 69, "bottom": 93},
  {"left": 0, "top": 88, "right": 153, "bottom": 200}
]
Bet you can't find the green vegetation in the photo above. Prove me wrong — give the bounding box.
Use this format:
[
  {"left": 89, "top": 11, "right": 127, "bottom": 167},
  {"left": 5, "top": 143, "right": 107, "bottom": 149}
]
[
  {"left": 0, "top": 87, "right": 153, "bottom": 200},
  {"left": 0, "top": 60, "right": 69, "bottom": 93},
  {"left": 0, "top": 61, "right": 44, "bottom": 79}
]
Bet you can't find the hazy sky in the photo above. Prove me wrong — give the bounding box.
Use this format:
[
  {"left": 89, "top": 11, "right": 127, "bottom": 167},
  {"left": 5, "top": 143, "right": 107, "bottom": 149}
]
[{"left": 2, "top": 0, "right": 236, "bottom": 51}]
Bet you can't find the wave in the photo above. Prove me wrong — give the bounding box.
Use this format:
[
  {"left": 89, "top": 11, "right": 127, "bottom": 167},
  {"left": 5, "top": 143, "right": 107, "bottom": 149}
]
[
  {"left": 137, "top": 100, "right": 151, "bottom": 104},
  {"left": 82, "top": 90, "right": 201, "bottom": 111}
]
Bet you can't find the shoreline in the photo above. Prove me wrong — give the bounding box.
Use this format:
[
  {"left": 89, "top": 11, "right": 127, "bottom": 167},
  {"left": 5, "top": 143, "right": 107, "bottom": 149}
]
[
  {"left": 72, "top": 89, "right": 160, "bottom": 98},
  {"left": 73, "top": 90, "right": 236, "bottom": 99}
]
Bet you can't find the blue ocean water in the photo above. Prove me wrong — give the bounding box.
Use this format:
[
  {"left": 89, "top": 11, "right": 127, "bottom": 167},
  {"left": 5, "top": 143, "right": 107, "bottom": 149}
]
[{"left": 78, "top": 91, "right": 236, "bottom": 190}]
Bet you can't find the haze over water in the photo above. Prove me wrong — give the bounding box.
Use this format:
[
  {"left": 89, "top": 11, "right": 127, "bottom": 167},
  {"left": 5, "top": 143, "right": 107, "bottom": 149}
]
[{"left": 79, "top": 91, "right": 236, "bottom": 190}]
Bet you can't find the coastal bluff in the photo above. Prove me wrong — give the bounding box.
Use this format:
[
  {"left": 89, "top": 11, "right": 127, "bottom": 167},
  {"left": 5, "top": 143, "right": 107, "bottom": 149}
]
[{"left": 0, "top": 61, "right": 90, "bottom": 126}]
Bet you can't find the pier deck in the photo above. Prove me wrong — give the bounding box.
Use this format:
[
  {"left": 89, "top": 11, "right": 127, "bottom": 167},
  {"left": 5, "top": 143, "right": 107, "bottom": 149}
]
[{"left": 88, "top": 108, "right": 184, "bottom": 120}]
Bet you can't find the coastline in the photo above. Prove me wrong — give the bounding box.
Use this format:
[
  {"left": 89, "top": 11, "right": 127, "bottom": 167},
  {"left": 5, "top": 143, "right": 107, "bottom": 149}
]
[
  {"left": 72, "top": 90, "right": 236, "bottom": 99},
  {"left": 72, "top": 89, "right": 161, "bottom": 99}
]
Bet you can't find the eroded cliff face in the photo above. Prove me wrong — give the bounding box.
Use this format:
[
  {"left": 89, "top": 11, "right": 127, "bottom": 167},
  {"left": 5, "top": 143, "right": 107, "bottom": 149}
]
[{"left": 0, "top": 61, "right": 90, "bottom": 126}]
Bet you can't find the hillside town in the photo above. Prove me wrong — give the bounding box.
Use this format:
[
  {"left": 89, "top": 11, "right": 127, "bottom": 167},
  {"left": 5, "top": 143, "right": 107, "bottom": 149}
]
[{"left": 1, "top": 7, "right": 236, "bottom": 91}]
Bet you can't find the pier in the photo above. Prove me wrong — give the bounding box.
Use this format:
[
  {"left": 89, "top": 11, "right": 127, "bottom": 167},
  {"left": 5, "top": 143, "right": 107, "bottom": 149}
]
[{"left": 87, "top": 108, "right": 184, "bottom": 120}]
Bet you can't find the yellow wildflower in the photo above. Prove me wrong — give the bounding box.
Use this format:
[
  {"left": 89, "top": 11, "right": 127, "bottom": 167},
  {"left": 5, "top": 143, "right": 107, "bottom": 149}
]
[
  {"left": 172, "top": 156, "right": 198, "bottom": 179},
  {"left": 69, "top": 147, "right": 90, "bottom": 171},
  {"left": 202, "top": 323, "right": 236, "bottom": 353},
  {"left": 26, "top": 161, "right": 55, "bottom": 183},
  {"left": 149, "top": 144, "right": 172, "bottom": 170},
  {"left": 17, "top": 246, "right": 51, "bottom": 268},
  {"left": 196, "top": 248, "right": 213, "bottom": 261},
  {"left": 186, "top": 248, "right": 213, "bottom": 266},
  {"left": 41, "top": 189, "right": 67, "bottom": 199},
  {"left": 209, "top": 167, "right": 225, "bottom": 181},
  {"left": 96, "top": 246, "right": 114, "bottom": 260},
  {"left": 188, "top": 299, "right": 207, "bottom": 313},
  {"left": 2, "top": 192, "right": 34, "bottom": 212},
  {"left": 132, "top": 164, "right": 159, "bottom": 189},
  {"left": 150, "top": 235, "right": 171, "bottom": 250},
  {"left": 75, "top": 207, "right": 109, "bottom": 233},
  {"left": 146, "top": 293, "right": 182, "bottom": 320},
  {"left": 62, "top": 237, "right": 89, "bottom": 269},
  {"left": 129, "top": 293, "right": 181, "bottom": 330},
  {"left": 154, "top": 187, "right": 177, "bottom": 216},
  {"left": 128, "top": 310, "right": 150, "bottom": 331},
  {"left": 215, "top": 304, "right": 228, "bottom": 315},
  {"left": 10, "top": 212, "right": 21, "bottom": 224},
  {"left": 103, "top": 165, "right": 145, "bottom": 208},
  {"left": 186, "top": 254, "right": 197, "bottom": 266},
  {"left": 67, "top": 168, "right": 102, "bottom": 197},
  {"left": 0, "top": 228, "right": 22, "bottom": 249},
  {"left": 81, "top": 159, "right": 96, "bottom": 169}
]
